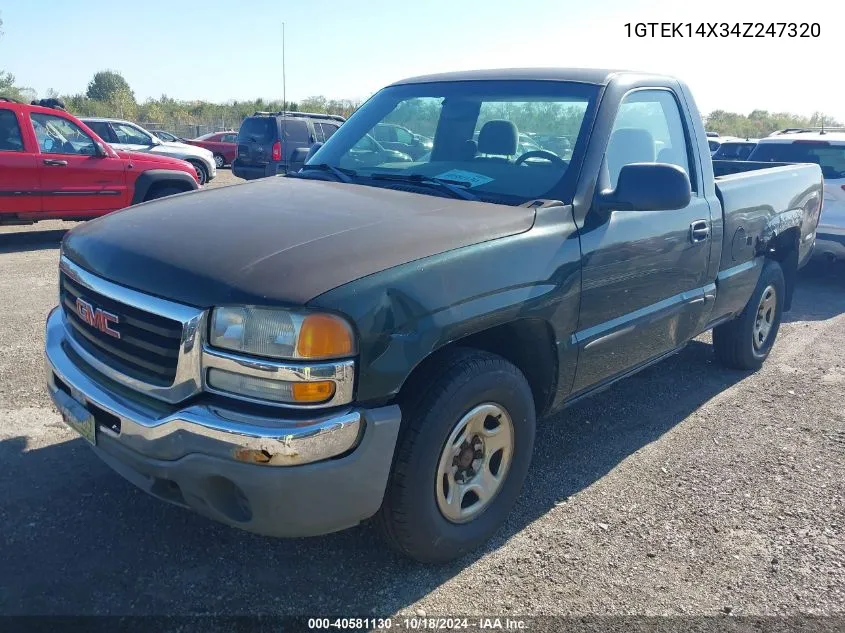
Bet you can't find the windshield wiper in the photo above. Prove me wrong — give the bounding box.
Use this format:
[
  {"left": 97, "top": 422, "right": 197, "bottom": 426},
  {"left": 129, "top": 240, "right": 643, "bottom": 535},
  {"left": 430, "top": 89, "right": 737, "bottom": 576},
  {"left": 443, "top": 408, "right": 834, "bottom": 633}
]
[
  {"left": 370, "top": 173, "right": 478, "bottom": 201},
  {"left": 295, "top": 163, "right": 356, "bottom": 183}
]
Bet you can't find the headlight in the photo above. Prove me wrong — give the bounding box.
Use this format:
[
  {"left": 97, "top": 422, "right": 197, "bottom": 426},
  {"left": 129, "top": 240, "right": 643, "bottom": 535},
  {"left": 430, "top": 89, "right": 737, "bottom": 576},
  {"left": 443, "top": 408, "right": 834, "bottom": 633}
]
[
  {"left": 206, "top": 307, "right": 356, "bottom": 406},
  {"left": 209, "top": 307, "right": 356, "bottom": 361}
]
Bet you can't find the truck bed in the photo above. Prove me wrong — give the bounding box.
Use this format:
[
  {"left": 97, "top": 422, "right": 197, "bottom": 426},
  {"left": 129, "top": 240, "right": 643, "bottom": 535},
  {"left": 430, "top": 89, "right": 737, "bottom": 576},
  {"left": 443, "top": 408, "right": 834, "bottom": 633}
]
[{"left": 712, "top": 161, "right": 822, "bottom": 294}]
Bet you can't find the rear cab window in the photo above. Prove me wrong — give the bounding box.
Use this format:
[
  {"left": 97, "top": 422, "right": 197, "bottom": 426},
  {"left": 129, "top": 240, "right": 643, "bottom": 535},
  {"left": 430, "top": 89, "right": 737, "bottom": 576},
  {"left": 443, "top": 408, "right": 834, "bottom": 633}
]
[
  {"left": 0, "top": 109, "right": 25, "bottom": 152},
  {"left": 749, "top": 141, "right": 845, "bottom": 179}
]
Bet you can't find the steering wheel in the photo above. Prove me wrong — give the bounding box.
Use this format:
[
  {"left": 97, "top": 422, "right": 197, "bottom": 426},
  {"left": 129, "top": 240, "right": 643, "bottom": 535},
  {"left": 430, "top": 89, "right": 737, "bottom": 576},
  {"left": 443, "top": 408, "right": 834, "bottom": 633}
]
[{"left": 514, "top": 150, "right": 566, "bottom": 166}]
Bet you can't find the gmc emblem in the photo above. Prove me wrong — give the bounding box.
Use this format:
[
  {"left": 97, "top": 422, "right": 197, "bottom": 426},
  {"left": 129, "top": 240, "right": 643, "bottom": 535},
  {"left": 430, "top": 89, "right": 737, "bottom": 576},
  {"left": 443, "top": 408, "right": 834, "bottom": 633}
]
[{"left": 75, "top": 298, "right": 120, "bottom": 339}]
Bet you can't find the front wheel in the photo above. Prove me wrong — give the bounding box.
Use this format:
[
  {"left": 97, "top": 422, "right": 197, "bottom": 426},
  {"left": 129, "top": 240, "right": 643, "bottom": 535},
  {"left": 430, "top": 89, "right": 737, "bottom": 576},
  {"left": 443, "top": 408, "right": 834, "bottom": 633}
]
[
  {"left": 376, "top": 348, "right": 536, "bottom": 563},
  {"left": 713, "top": 259, "right": 785, "bottom": 370},
  {"left": 189, "top": 161, "right": 208, "bottom": 185},
  {"left": 213, "top": 153, "right": 225, "bottom": 168}
]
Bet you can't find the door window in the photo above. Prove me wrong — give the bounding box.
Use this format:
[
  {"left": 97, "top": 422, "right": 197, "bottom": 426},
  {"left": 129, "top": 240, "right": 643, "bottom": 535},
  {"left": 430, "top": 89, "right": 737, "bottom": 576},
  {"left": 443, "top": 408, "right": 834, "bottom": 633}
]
[
  {"left": 313, "top": 124, "right": 326, "bottom": 143},
  {"left": 85, "top": 121, "right": 113, "bottom": 142},
  {"left": 373, "top": 124, "right": 394, "bottom": 142},
  {"left": 394, "top": 126, "right": 414, "bottom": 144},
  {"left": 319, "top": 123, "right": 339, "bottom": 141},
  {"left": 607, "top": 90, "right": 694, "bottom": 190},
  {"left": 0, "top": 109, "right": 24, "bottom": 152},
  {"left": 30, "top": 113, "right": 98, "bottom": 155},
  {"left": 112, "top": 122, "right": 153, "bottom": 145}
]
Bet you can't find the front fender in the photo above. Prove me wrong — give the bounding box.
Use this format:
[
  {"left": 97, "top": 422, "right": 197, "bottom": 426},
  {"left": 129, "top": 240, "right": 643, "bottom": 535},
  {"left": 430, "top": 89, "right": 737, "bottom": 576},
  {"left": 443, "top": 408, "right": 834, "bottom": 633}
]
[{"left": 309, "top": 207, "right": 582, "bottom": 405}]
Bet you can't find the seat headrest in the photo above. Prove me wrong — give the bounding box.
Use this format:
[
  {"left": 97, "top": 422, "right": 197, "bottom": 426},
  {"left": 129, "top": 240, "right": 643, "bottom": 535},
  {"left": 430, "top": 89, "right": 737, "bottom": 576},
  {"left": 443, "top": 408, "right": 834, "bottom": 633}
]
[
  {"left": 607, "top": 128, "right": 655, "bottom": 185},
  {"left": 478, "top": 120, "right": 518, "bottom": 155}
]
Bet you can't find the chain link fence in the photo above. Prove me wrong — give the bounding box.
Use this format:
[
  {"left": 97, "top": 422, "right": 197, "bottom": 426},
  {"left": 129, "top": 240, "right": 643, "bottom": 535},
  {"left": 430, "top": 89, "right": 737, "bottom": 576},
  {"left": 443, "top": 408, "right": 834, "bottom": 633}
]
[{"left": 138, "top": 119, "right": 246, "bottom": 140}]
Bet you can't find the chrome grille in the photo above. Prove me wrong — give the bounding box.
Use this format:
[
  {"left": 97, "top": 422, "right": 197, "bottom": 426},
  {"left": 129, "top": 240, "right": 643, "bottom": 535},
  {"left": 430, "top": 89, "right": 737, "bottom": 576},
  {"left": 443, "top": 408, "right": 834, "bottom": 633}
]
[{"left": 60, "top": 272, "right": 183, "bottom": 385}]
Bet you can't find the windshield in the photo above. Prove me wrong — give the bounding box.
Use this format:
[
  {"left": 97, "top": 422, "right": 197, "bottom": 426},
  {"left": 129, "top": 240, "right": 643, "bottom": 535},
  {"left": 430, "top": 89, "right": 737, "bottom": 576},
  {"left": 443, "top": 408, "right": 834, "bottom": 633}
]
[
  {"left": 748, "top": 141, "right": 845, "bottom": 179},
  {"left": 306, "top": 80, "right": 599, "bottom": 204}
]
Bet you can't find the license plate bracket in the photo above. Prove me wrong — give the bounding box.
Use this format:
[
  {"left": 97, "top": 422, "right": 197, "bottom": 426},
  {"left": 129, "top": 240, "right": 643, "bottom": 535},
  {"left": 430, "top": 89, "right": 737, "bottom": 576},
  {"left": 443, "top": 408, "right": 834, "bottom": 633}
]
[{"left": 53, "top": 387, "right": 96, "bottom": 445}]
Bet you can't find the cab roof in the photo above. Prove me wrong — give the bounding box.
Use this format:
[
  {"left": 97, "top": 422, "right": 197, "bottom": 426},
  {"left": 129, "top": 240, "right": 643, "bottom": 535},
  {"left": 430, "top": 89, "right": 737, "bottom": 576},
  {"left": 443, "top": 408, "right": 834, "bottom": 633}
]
[{"left": 390, "top": 68, "right": 645, "bottom": 87}]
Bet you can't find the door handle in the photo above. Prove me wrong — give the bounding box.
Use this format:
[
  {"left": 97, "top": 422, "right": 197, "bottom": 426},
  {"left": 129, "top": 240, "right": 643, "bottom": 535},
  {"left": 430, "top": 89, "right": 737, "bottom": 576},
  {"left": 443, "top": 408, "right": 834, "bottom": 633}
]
[
  {"left": 43, "top": 159, "right": 68, "bottom": 167},
  {"left": 690, "top": 220, "right": 710, "bottom": 243}
]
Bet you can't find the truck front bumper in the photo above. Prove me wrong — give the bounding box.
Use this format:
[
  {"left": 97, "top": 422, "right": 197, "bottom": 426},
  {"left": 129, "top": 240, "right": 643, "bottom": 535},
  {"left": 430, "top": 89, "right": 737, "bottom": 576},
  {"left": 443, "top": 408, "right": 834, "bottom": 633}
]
[{"left": 44, "top": 307, "right": 402, "bottom": 537}]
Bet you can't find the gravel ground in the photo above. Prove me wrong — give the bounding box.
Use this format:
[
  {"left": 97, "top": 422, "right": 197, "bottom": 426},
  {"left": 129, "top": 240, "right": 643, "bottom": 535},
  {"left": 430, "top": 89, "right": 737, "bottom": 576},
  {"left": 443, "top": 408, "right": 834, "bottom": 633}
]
[{"left": 0, "top": 176, "right": 843, "bottom": 621}]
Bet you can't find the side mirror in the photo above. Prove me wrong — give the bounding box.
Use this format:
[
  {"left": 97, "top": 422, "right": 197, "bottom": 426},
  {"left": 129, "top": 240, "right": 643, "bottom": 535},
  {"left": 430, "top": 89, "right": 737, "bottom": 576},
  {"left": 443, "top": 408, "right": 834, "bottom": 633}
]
[
  {"left": 95, "top": 142, "right": 110, "bottom": 157},
  {"left": 598, "top": 163, "right": 691, "bottom": 212},
  {"left": 304, "top": 142, "right": 323, "bottom": 164}
]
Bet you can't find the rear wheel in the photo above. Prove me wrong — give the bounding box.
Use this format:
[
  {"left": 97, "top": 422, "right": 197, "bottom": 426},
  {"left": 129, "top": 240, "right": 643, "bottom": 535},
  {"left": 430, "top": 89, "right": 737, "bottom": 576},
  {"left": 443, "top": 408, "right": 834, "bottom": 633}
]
[
  {"left": 713, "top": 259, "right": 785, "bottom": 370},
  {"left": 376, "top": 348, "right": 536, "bottom": 563},
  {"left": 213, "top": 153, "right": 225, "bottom": 168},
  {"left": 188, "top": 160, "right": 208, "bottom": 185}
]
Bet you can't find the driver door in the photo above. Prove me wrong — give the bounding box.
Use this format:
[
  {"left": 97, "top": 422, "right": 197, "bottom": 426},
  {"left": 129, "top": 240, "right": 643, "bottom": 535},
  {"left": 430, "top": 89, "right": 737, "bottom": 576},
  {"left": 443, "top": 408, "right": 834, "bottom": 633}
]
[
  {"left": 571, "top": 88, "right": 713, "bottom": 393},
  {"left": 31, "top": 112, "right": 127, "bottom": 216}
]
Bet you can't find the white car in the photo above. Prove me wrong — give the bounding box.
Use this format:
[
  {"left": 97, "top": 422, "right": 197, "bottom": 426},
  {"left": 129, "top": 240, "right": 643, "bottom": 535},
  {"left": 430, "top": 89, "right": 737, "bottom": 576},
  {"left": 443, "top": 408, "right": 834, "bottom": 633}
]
[
  {"left": 81, "top": 118, "right": 217, "bottom": 185},
  {"left": 748, "top": 131, "right": 845, "bottom": 261}
]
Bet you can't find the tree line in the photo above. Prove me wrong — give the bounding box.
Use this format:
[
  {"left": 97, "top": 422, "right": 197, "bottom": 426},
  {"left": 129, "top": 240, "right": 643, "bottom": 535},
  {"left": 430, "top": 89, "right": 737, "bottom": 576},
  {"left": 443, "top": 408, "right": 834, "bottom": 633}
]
[{"left": 3, "top": 67, "right": 841, "bottom": 140}]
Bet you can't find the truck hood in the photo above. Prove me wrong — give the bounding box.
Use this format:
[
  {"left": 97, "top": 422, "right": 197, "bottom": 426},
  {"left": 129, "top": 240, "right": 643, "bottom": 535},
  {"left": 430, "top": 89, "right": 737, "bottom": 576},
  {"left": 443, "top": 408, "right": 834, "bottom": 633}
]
[{"left": 62, "top": 177, "right": 535, "bottom": 307}]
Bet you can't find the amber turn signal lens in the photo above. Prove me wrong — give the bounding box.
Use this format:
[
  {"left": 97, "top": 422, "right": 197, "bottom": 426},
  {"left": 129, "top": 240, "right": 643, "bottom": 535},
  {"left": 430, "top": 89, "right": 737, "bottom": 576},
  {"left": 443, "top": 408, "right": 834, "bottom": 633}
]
[
  {"left": 296, "top": 314, "right": 355, "bottom": 359},
  {"left": 291, "top": 381, "right": 336, "bottom": 403}
]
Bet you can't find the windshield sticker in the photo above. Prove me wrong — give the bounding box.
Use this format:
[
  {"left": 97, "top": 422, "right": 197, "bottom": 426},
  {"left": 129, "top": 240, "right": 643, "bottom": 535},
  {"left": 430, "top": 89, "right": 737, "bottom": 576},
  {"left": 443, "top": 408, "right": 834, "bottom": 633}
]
[{"left": 434, "top": 169, "right": 494, "bottom": 188}]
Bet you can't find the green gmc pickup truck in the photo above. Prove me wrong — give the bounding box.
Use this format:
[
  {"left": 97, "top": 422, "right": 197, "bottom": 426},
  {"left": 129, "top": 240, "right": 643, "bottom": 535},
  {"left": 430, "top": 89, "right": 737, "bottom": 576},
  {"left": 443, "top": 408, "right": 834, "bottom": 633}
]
[{"left": 46, "top": 69, "right": 823, "bottom": 562}]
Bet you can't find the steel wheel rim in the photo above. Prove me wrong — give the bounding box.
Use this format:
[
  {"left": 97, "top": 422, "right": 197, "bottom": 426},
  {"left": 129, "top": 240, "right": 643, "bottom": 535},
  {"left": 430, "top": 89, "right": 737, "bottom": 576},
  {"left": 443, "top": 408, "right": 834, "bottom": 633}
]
[
  {"left": 435, "top": 403, "right": 514, "bottom": 524},
  {"left": 215, "top": 155, "right": 224, "bottom": 168},
  {"left": 753, "top": 284, "right": 777, "bottom": 350}
]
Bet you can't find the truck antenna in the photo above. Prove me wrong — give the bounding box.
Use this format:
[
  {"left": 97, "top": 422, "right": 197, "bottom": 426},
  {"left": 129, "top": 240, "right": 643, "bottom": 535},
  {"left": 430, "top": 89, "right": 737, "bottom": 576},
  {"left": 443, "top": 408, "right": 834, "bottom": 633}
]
[{"left": 281, "top": 21, "right": 287, "bottom": 148}]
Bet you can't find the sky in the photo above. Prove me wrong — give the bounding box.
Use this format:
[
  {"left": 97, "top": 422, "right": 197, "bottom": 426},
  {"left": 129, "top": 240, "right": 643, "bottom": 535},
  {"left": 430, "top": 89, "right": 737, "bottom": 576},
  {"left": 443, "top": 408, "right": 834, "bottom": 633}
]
[{"left": 1, "top": 0, "right": 843, "bottom": 120}]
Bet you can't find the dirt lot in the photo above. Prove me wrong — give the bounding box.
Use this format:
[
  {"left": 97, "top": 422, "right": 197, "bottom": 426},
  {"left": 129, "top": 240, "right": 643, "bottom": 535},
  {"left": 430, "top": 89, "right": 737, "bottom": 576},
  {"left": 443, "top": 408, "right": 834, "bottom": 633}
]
[{"left": 1, "top": 173, "right": 843, "bottom": 620}]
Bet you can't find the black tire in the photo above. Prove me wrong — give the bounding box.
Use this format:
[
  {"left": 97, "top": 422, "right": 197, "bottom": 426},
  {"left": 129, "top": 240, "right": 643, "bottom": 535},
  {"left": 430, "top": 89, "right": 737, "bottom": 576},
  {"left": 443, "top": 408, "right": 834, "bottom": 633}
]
[
  {"left": 188, "top": 160, "right": 208, "bottom": 185},
  {"left": 713, "top": 259, "right": 785, "bottom": 370},
  {"left": 144, "top": 186, "right": 182, "bottom": 201},
  {"left": 376, "top": 348, "right": 536, "bottom": 563},
  {"left": 213, "top": 153, "right": 225, "bottom": 169}
]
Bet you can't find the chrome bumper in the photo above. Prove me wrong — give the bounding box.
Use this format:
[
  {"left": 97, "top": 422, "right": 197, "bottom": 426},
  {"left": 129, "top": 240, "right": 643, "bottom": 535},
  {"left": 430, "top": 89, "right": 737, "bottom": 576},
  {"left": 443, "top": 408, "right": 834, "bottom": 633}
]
[{"left": 45, "top": 307, "right": 374, "bottom": 466}]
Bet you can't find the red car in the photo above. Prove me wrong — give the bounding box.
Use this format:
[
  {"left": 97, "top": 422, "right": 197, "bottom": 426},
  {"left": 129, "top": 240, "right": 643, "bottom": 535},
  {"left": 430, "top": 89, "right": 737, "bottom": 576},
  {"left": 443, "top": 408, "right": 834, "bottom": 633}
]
[
  {"left": 185, "top": 131, "right": 238, "bottom": 168},
  {"left": 0, "top": 98, "right": 198, "bottom": 224}
]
